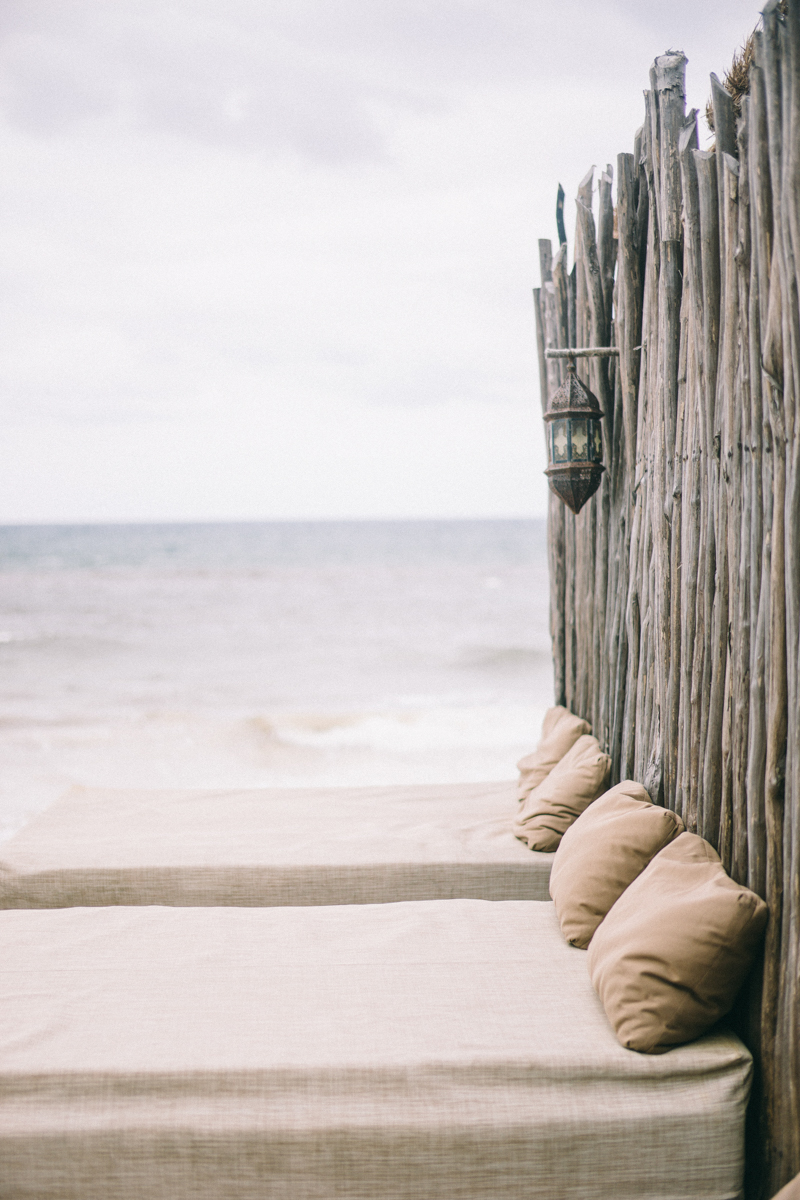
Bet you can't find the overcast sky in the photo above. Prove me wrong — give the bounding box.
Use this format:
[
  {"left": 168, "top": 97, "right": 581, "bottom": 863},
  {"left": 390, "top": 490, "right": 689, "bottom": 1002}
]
[{"left": 0, "top": 0, "right": 762, "bottom": 523}]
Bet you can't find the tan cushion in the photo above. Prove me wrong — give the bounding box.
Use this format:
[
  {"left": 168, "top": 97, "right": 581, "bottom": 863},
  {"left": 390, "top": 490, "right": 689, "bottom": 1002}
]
[
  {"left": 516, "top": 706, "right": 592, "bottom": 800},
  {"left": 0, "top": 781, "right": 553, "bottom": 908},
  {"left": 588, "top": 832, "right": 769, "bottom": 1053},
  {"left": 0, "top": 901, "right": 754, "bottom": 1200},
  {"left": 513, "top": 734, "right": 611, "bottom": 852},
  {"left": 549, "top": 781, "right": 685, "bottom": 948},
  {"left": 773, "top": 1174, "right": 800, "bottom": 1200}
]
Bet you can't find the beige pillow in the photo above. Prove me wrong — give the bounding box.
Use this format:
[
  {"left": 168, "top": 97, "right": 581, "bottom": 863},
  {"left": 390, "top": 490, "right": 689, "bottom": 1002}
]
[
  {"left": 549, "top": 781, "right": 685, "bottom": 948},
  {"left": 588, "top": 832, "right": 768, "bottom": 1053},
  {"left": 513, "top": 734, "right": 611, "bottom": 852},
  {"left": 773, "top": 1174, "right": 800, "bottom": 1200},
  {"left": 516, "top": 706, "right": 592, "bottom": 801}
]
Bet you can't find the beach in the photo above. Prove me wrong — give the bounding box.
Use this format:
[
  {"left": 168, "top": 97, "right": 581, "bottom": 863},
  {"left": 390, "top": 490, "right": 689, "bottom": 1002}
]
[{"left": 0, "top": 518, "right": 553, "bottom": 840}]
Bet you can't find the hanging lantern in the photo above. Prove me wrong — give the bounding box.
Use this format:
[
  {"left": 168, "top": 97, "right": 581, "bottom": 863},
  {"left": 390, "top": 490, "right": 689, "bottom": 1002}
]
[{"left": 543, "top": 358, "right": 605, "bottom": 514}]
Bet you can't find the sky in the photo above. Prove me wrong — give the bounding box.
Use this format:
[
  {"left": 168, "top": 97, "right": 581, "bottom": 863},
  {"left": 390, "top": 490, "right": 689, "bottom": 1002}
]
[{"left": 0, "top": 0, "right": 763, "bottom": 523}]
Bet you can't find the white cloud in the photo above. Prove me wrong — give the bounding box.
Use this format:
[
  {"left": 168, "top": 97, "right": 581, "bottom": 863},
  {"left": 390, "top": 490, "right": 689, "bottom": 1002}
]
[
  {"left": 0, "top": 398, "right": 545, "bottom": 522},
  {"left": 0, "top": 0, "right": 762, "bottom": 520}
]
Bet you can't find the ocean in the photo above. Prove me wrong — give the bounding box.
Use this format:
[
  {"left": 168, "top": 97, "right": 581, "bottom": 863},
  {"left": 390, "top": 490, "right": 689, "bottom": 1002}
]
[{"left": 0, "top": 520, "right": 553, "bottom": 840}]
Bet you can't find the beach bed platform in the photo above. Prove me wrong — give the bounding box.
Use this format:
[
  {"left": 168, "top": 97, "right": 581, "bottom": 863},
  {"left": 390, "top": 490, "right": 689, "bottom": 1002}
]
[
  {"left": 0, "top": 779, "right": 552, "bottom": 908},
  {"left": 0, "top": 898, "right": 751, "bottom": 1199}
]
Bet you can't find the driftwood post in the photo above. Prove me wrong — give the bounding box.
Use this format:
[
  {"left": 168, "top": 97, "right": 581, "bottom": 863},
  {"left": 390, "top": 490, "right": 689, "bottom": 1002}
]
[{"left": 533, "top": 14, "right": 800, "bottom": 1196}]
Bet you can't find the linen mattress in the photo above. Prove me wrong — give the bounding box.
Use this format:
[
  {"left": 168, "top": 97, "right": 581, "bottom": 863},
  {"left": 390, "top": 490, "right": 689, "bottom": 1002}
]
[
  {"left": 0, "top": 899, "right": 752, "bottom": 1200},
  {"left": 0, "top": 780, "right": 551, "bottom": 908}
]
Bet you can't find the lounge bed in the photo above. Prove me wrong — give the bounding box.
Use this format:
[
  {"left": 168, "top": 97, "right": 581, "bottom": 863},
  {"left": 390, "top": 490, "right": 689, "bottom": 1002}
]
[
  {"left": 0, "top": 780, "right": 552, "bottom": 908},
  {"left": 0, "top": 898, "right": 751, "bottom": 1200}
]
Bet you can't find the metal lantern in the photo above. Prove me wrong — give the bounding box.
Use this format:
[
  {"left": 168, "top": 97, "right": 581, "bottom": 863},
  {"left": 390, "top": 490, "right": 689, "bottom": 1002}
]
[{"left": 543, "top": 358, "right": 604, "bottom": 514}]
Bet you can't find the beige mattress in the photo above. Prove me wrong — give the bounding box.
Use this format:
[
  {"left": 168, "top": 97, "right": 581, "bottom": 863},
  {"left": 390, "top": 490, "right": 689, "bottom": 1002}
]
[
  {"left": 0, "top": 780, "right": 551, "bottom": 908},
  {"left": 0, "top": 899, "right": 751, "bottom": 1200}
]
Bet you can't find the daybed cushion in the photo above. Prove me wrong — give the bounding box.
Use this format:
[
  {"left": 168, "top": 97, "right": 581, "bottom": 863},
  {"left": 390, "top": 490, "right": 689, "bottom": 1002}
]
[
  {"left": 549, "top": 780, "right": 685, "bottom": 947},
  {"left": 773, "top": 1174, "right": 800, "bottom": 1200},
  {"left": 0, "top": 780, "right": 552, "bottom": 908},
  {"left": 514, "top": 734, "right": 611, "bottom": 852},
  {"left": 0, "top": 900, "right": 752, "bottom": 1200},
  {"left": 516, "top": 705, "right": 591, "bottom": 800},
  {"left": 588, "top": 832, "right": 769, "bottom": 1053}
]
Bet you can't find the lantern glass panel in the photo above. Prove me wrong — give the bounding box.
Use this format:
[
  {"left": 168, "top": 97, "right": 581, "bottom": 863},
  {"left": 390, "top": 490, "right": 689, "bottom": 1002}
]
[
  {"left": 591, "top": 420, "right": 603, "bottom": 461},
  {"left": 570, "top": 418, "right": 589, "bottom": 461},
  {"left": 551, "top": 419, "right": 569, "bottom": 463}
]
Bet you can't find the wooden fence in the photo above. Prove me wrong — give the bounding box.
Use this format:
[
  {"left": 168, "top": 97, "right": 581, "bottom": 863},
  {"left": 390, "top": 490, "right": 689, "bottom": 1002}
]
[{"left": 532, "top": 4, "right": 799, "bottom": 1195}]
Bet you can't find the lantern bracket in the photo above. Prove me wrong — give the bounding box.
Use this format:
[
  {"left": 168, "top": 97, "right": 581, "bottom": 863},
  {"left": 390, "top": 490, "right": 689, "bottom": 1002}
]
[{"left": 544, "top": 347, "right": 620, "bottom": 359}]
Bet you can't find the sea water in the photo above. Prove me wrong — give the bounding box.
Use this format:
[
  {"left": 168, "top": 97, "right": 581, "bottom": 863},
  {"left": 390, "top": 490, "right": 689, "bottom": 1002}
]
[{"left": 0, "top": 520, "right": 553, "bottom": 840}]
